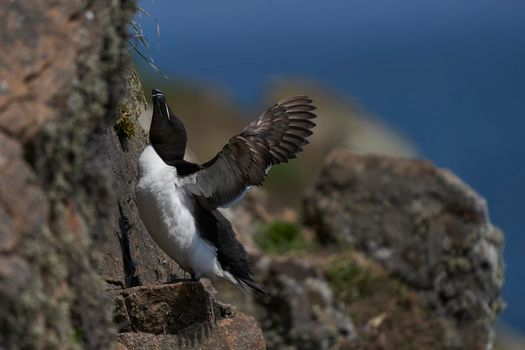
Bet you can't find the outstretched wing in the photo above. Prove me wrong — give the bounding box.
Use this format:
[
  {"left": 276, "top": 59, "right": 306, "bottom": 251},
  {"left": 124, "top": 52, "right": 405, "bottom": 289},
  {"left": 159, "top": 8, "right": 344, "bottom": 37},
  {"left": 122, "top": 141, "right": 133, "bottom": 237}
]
[{"left": 181, "top": 96, "right": 316, "bottom": 209}]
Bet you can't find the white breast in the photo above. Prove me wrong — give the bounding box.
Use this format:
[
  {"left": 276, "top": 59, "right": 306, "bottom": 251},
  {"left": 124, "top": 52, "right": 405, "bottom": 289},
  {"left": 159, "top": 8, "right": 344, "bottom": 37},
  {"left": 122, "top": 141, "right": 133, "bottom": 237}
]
[{"left": 135, "top": 146, "right": 226, "bottom": 279}]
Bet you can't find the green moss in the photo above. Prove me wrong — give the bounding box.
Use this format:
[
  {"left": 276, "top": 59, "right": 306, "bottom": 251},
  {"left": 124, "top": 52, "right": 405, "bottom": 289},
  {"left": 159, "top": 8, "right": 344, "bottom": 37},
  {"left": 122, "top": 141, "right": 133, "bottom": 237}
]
[
  {"left": 114, "top": 104, "right": 136, "bottom": 139},
  {"left": 393, "top": 279, "right": 413, "bottom": 310},
  {"left": 72, "top": 328, "right": 84, "bottom": 345},
  {"left": 254, "top": 221, "right": 307, "bottom": 254},
  {"left": 325, "top": 260, "right": 380, "bottom": 302}
]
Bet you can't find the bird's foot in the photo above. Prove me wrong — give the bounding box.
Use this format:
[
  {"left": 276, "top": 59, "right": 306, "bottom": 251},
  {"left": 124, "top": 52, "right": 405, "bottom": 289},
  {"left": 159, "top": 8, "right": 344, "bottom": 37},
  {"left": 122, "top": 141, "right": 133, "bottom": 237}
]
[
  {"left": 165, "top": 273, "right": 200, "bottom": 284},
  {"left": 166, "top": 274, "right": 191, "bottom": 284}
]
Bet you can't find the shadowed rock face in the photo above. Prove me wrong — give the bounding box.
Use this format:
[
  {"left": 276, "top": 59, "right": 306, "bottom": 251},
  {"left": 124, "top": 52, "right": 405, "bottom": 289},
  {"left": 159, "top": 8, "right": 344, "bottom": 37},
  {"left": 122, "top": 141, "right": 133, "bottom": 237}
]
[{"left": 304, "top": 149, "right": 504, "bottom": 349}]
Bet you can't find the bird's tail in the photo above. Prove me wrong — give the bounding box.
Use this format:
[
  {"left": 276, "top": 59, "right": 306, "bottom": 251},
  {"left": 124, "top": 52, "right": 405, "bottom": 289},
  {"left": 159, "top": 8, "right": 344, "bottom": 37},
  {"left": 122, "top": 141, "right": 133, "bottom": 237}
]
[{"left": 238, "top": 277, "right": 268, "bottom": 295}]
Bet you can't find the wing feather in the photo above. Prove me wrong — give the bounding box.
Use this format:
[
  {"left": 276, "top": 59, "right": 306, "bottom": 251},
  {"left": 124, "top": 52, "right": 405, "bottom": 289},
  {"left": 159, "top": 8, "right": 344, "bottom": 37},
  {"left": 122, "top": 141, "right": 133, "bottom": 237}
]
[{"left": 181, "top": 96, "right": 317, "bottom": 208}]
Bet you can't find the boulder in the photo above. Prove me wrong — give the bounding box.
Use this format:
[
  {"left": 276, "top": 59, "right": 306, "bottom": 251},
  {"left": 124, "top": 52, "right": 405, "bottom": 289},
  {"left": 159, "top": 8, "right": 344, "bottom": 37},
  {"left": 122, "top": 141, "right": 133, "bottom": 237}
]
[
  {"left": 252, "top": 256, "right": 359, "bottom": 350},
  {"left": 114, "top": 283, "right": 265, "bottom": 350},
  {"left": 304, "top": 149, "right": 504, "bottom": 348}
]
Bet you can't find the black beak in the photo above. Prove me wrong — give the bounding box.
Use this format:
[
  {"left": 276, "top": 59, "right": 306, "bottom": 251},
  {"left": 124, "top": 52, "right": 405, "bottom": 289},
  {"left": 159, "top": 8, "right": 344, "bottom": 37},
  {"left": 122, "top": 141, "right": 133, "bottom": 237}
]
[
  {"left": 152, "top": 89, "right": 165, "bottom": 106},
  {"left": 151, "top": 89, "right": 169, "bottom": 120},
  {"left": 152, "top": 89, "right": 164, "bottom": 104},
  {"left": 152, "top": 88, "right": 163, "bottom": 96}
]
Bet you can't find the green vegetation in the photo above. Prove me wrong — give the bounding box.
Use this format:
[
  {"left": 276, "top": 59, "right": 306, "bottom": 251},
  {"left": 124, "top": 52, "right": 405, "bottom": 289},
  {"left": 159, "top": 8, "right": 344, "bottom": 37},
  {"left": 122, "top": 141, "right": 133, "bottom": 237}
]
[
  {"left": 114, "top": 68, "right": 147, "bottom": 141},
  {"left": 392, "top": 279, "right": 413, "bottom": 310},
  {"left": 322, "top": 255, "right": 449, "bottom": 349},
  {"left": 114, "top": 104, "right": 136, "bottom": 139},
  {"left": 325, "top": 260, "right": 380, "bottom": 302},
  {"left": 71, "top": 328, "right": 83, "bottom": 346},
  {"left": 254, "top": 221, "right": 307, "bottom": 254}
]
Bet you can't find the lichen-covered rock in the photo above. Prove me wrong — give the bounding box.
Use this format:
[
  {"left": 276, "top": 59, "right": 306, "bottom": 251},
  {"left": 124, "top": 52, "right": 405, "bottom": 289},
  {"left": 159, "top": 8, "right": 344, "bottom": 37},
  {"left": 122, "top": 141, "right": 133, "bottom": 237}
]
[
  {"left": 0, "top": 0, "right": 134, "bottom": 348},
  {"left": 304, "top": 149, "right": 504, "bottom": 349},
  {"left": 252, "top": 256, "right": 359, "bottom": 350},
  {"left": 319, "top": 250, "right": 452, "bottom": 350}
]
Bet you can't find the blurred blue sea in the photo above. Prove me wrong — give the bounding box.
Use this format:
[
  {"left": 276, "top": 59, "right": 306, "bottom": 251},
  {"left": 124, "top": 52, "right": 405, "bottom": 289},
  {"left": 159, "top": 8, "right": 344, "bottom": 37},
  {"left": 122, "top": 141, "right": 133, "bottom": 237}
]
[{"left": 136, "top": 0, "right": 525, "bottom": 332}]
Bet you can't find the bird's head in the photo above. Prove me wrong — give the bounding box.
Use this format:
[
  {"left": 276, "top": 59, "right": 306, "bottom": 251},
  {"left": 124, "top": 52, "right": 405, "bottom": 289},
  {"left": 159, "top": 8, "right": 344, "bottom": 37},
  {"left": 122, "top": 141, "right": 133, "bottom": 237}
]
[
  {"left": 152, "top": 88, "right": 170, "bottom": 121},
  {"left": 149, "top": 88, "right": 187, "bottom": 162}
]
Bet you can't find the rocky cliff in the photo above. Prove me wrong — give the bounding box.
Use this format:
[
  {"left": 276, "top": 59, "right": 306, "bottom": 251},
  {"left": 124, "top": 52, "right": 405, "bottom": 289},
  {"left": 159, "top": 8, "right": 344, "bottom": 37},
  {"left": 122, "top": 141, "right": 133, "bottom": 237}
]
[
  {"left": 1, "top": 0, "right": 134, "bottom": 348},
  {"left": 302, "top": 150, "right": 504, "bottom": 349},
  {"left": 0, "top": 1, "right": 264, "bottom": 349}
]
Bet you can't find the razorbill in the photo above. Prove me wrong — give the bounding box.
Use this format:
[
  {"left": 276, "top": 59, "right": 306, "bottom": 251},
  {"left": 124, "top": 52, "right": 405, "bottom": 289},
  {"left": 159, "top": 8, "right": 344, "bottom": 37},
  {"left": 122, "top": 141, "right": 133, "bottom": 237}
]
[{"left": 136, "top": 89, "right": 317, "bottom": 293}]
